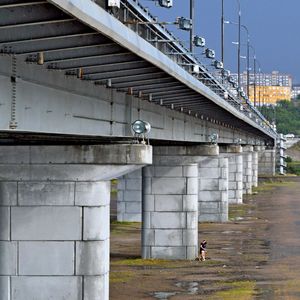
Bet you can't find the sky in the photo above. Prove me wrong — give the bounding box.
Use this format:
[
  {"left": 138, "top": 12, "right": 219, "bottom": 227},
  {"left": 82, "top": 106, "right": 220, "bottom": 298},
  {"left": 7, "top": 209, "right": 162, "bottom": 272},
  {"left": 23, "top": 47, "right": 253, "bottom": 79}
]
[{"left": 139, "top": 0, "right": 300, "bottom": 83}]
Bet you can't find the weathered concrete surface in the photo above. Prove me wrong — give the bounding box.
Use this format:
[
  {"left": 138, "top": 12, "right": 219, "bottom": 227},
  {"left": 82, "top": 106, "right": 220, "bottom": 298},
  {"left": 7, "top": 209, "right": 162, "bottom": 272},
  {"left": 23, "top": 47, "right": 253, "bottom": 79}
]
[{"left": 0, "top": 144, "right": 152, "bottom": 300}]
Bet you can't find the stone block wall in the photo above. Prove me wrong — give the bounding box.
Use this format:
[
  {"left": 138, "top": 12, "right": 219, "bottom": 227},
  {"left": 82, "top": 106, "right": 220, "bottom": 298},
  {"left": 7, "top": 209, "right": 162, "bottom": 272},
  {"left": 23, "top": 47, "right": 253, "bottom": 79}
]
[
  {"left": 117, "top": 169, "right": 142, "bottom": 222},
  {"left": 243, "top": 152, "right": 253, "bottom": 194},
  {"left": 0, "top": 180, "right": 110, "bottom": 300},
  {"left": 142, "top": 163, "right": 199, "bottom": 260},
  {"left": 227, "top": 154, "right": 243, "bottom": 204},
  {"left": 252, "top": 151, "right": 258, "bottom": 188},
  {"left": 258, "top": 149, "right": 276, "bottom": 176},
  {"left": 198, "top": 157, "right": 229, "bottom": 222}
]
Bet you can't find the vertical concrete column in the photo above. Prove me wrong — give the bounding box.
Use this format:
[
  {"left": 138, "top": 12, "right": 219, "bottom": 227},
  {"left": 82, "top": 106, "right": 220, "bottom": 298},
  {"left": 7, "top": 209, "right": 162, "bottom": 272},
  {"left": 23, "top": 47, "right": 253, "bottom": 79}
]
[
  {"left": 0, "top": 145, "right": 152, "bottom": 300},
  {"left": 242, "top": 146, "right": 253, "bottom": 194},
  {"left": 117, "top": 169, "right": 142, "bottom": 222},
  {"left": 220, "top": 145, "right": 243, "bottom": 204},
  {"left": 252, "top": 149, "right": 259, "bottom": 188},
  {"left": 257, "top": 146, "right": 276, "bottom": 176},
  {"left": 198, "top": 156, "right": 229, "bottom": 222},
  {"left": 142, "top": 149, "right": 199, "bottom": 260}
]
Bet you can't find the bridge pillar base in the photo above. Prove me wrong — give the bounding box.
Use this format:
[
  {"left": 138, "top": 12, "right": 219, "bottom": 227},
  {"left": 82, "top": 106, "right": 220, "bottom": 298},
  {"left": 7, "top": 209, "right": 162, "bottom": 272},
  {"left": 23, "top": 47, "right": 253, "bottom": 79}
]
[
  {"left": 0, "top": 145, "right": 152, "bottom": 300},
  {"left": 242, "top": 146, "right": 254, "bottom": 194},
  {"left": 220, "top": 145, "right": 243, "bottom": 204}
]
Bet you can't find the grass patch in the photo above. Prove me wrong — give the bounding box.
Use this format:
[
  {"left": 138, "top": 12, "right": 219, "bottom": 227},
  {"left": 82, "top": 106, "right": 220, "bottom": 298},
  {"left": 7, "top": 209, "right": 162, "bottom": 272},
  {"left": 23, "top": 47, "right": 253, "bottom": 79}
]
[
  {"left": 229, "top": 204, "right": 254, "bottom": 221},
  {"left": 110, "top": 221, "right": 141, "bottom": 235},
  {"left": 209, "top": 280, "right": 257, "bottom": 300},
  {"left": 110, "top": 270, "right": 135, "bottom": 283},
  {"left": 112, "top": 258, "right": 172, "bottom": 267}
]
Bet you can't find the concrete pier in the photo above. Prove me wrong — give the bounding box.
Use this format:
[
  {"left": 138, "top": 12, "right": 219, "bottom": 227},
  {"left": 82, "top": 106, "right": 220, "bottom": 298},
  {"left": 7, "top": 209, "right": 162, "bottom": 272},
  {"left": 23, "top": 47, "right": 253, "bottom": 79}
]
[
  {"left": 242, "top": 146, "right": 253, "bottom": 195},
  {"left": 142, "top": 150, "right": 199, "bottom": 260},
  {"left": 220, "top": 145, "right": 243, "bottom": 204},
  {"left": 0, "top": 145, "right": 152, "bottom": 300},
  {"left": 257, "top": 147, "right": 276, "bottom": 176},
  {"left": 117, "top": 169, "right": 142, "bottom": 222}
]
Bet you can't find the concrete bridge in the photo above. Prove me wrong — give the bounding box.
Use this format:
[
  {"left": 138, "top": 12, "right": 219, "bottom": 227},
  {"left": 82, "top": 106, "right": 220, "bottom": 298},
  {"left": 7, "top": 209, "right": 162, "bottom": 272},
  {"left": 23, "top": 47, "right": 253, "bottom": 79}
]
[{"left": 0, "top": 0, "right": 277, "bottom": 299}]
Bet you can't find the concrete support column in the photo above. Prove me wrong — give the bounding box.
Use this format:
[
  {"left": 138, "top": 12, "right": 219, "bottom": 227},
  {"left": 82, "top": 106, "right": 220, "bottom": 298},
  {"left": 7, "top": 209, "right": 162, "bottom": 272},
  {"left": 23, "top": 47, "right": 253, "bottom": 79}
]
[
  {"left": 242, "top": 146, "right": 253, "bottom": 195},
  {"left": 257, "top": 146, "right": 276, "bottom": 176},
  {"left": 252, "top": 150, "right": 259, "bottom": 188},
  {"left": 117, "top": 169, "right": 142, "bottom": 222},
  {"left": 220, "top": 145, "right": 243, "bottom": 204},
  {"left": 142, "top": 149, "right": 199, "bottom": 260},
  {"left": 0, "top": 145, "right": 152, "bottom": 300},
  {"left": 198, "top": 156, "right": 229, "bottom": 222}
]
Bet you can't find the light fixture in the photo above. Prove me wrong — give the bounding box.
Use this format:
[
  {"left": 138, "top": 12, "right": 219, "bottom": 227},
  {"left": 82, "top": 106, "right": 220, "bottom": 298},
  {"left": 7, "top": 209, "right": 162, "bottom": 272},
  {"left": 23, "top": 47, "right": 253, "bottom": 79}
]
[
  {"left": 213, "top": 60, "right": 224, "bottom": 69},
  {"left": 205, "top": 48, "right": 215, "bottom": 59},
  {"left": 192, "top": 64, "right": 200, "bottom": 74},
  {"left": 193, "top": 35, "right": 206, "bottom": 47},
  {"left": 177, "top": 17, "right": 192, "bottom": 31},
  {"left": 131, "top": 120, "right": 151, "bottom": 144},
  {"left": 107, "top": 0, "right": 120, "bottom": 8},
  {"left": 158, "top": 0, "right": 173, "bottom": 8},
  {"left": 222, "top": 69, "right": 231, "bottom": 77},
  {"left": 208, "top": 133, "right": 219, "bottom": 144}
]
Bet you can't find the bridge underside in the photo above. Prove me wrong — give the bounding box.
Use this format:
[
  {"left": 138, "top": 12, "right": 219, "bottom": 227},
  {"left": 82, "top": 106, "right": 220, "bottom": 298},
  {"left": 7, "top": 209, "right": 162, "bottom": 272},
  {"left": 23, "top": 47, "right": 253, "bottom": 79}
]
[{"left": 0, "top": 0, "right": 275, "bottom": 144}]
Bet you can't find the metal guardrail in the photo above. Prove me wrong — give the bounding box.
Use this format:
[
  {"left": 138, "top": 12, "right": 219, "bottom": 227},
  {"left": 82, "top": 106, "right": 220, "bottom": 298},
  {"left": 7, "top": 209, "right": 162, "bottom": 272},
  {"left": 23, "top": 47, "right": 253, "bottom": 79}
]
[{"left": 102, "top": 0, "right": 277, "bottom": 138}]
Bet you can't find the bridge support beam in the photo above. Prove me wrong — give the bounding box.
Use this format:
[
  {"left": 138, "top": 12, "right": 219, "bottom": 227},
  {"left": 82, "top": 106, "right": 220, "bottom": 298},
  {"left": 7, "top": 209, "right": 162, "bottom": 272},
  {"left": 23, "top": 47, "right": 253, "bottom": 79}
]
[
  {"left": 257, "top": 146, "right": 276, "bottom": 176},
  {"left": 242, "top": 146, "right": 254, "bottom": 194},
  {"left": 220, "top": 145, "right": 243, "bottom": 204},
  {"left": 0, "top": 145, "right": 151, "bottom": 300}
]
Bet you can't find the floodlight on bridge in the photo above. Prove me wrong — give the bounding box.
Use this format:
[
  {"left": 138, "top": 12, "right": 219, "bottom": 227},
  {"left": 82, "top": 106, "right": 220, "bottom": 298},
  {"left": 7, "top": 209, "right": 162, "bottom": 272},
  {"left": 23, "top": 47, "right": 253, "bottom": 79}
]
[
  {"left": 213, "top": 60, "right": 224, "bottom": 69},
  {"left": 208, "top": 133, "right": 219, "bottom": 144},
  {"left": 222, "top": 69, "right": 231, "bottom": 77},
  {"left": 107, "top": 0, "right": 120, "bottom": 8},
  {"left": 234, "top": 138, "right": 242, "bottom": 145},
  {"left": 192, "top": 64, "right": 200, "bottom": 74},
  {"left": 228, "top": 75, "right": 235, "bottom": 84},
  {"left": 204, "top": 48, "right": 216, "bottom": 59},
  {"left": 193, "top": 36, "right": 206, "bottom": 47},
  {"left": 177, "top": 17, "right": 192, "bottom": 31},
  {"left": 131, "top": 120, "right": 151, "bottom": 144},
  {"left": 158, "top": 0, "right": 173, "bottom": 8}
]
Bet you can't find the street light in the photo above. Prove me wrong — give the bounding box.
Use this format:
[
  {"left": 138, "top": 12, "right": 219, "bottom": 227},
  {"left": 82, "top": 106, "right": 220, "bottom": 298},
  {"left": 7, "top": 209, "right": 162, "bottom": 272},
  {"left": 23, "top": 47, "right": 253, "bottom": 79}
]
[
  {"left": 224, "top": 21, "right": 249, "bottom": 97},
  {"left": 221, "top": 0, "right": 241, "bottom": 87}
]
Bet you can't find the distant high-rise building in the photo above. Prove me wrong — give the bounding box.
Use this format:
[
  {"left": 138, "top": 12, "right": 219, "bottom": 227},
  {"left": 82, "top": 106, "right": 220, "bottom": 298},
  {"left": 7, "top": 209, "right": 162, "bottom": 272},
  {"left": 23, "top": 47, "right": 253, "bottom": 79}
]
[
  {"left": 292, "top": 85, "right": 300, "bottom": 99},
  {"left": 231, "top": 71, "right": 292, "bottom": 105}
]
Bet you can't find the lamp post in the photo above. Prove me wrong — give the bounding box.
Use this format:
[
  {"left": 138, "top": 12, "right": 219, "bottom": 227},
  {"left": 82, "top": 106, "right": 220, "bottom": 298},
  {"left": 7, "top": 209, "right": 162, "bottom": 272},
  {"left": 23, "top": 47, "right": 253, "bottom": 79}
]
[
  {"left": 190, "top": 0, "right": 195, "bottom": 53},
  {"left": 221, "top": 0, "right": 241, "bottom": 88},
  {"left": 225, "top": 21, "right": 249, "bottom": 97}
]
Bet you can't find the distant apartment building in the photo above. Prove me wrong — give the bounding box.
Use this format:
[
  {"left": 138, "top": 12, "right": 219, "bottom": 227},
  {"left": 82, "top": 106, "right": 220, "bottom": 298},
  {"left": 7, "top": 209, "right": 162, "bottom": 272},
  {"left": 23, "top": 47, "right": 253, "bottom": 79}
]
[
  {"left": 292, "top": 85, "right": 300, "bottom": 99},
  {"left": 231, "top": 71, "right": 292, "bottom": 105}
]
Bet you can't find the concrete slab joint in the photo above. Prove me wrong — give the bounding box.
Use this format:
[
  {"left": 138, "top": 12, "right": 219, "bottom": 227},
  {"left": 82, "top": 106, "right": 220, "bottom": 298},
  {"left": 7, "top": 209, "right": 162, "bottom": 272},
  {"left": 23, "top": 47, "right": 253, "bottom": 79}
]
[{"left": 0, "top": 145, "right": 152, "bottom": 300}]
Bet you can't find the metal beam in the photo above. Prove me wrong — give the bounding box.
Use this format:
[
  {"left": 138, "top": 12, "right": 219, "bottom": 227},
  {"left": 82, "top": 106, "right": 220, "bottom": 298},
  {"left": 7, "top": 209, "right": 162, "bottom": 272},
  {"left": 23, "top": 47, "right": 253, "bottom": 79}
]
[
  {"left": 0, "top": 19, "right": 91, "bottom": 43},
  {"left": 112, "top": 77, "right": 175, "bottom": 88},
  {"left": 95, "top": 72, "right": 167, "bottom": 84},
  {"left": 0, "top": 3, "right": 67, "bottom": 26},
  {"left": 47, "top": 52, "right": 138, "bottom": 70},
  {"left": 83, "top": 67, "right": 159, "bottom": 81}
]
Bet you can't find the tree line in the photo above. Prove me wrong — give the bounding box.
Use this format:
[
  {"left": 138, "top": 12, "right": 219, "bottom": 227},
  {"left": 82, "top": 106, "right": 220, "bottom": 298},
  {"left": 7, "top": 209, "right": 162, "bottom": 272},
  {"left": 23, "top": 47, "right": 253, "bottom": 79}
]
[{"left": 260, "top": 97, "right": 300, "bottom": 135}]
